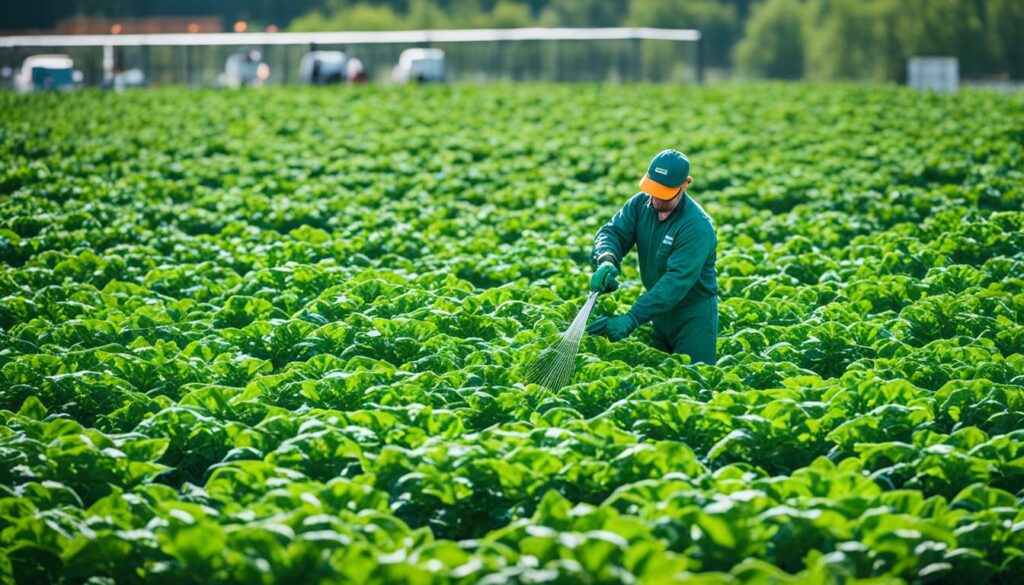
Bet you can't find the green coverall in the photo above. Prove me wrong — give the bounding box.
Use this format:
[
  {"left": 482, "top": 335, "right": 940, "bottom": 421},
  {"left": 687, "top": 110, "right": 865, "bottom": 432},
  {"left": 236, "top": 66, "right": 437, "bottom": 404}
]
[{"left": 591, "top": 193, "right": 719, "bottom": 364}]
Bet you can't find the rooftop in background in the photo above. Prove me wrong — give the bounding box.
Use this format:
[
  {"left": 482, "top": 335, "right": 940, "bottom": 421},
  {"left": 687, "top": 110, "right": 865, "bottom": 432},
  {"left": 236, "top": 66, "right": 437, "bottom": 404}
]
[
  {"left": 0, "top": 27, "right": 701, "bottom": 48},
  {"left": 1, "top": 15, "right": 223, "bottom": 36}
]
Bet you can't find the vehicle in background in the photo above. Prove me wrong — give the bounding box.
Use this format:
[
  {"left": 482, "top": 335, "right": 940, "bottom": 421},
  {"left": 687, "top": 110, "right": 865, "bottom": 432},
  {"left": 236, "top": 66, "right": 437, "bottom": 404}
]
[
  {"left": 347, "top": 58, "right": 369, "bottom": 84},
  {"left": 104, "top": 69, "right": 147, "bottom": 91},
  {"left": 219, "top": 50, "right": 270, "bottom": 88},
  {"left": 299, "top": 50, "right": 347, "bottom": 85},
  {"left": 391, "top": 48, "right": 445, "bottom": 84},
  {"left": 15, "top": 54, "right": 82, "bottom": 92}
]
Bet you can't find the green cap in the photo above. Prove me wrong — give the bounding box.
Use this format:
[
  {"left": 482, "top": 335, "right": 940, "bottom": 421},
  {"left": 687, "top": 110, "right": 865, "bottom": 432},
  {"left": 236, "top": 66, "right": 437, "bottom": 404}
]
[{"left": 639, "top": 149, "right": 690, "bottom": 200}]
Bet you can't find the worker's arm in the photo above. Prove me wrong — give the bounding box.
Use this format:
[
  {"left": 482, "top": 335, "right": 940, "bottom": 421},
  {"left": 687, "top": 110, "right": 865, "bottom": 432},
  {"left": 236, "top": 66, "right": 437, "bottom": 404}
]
[
  {"left": 591, "top": 194, "right": 642, "bottom": 269},
  {"left": 627, "top": 219, "right": 715, "bottom": 325}
]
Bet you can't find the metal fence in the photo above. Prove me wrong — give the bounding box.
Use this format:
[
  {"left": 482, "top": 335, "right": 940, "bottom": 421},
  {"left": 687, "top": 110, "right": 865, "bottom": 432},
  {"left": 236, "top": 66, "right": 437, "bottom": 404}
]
[{"left": 0, "top": 27, "right": 703, "bottom": 87}]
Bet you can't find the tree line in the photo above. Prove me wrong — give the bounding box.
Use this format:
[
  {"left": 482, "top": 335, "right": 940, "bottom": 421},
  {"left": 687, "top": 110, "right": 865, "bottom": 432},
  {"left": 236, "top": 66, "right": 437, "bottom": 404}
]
[
  {"left": 5, "top": 0, "right": 1021, "bottom": 80},
  {"left": 288, "top": 0, "right": 1023, "bottom": 81}
]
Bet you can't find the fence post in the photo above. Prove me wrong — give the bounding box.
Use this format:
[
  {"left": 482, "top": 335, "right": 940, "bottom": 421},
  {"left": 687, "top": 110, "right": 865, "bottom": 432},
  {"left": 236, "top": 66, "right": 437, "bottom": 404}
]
[
  {"left": 103, "top": 44, "right": 114, "bottom": 85},
  {"left": 632, "top": 37, "right": 640, "bottom": 83},
  {"left": 695, "top": 35, "right": 704, "bottom": 84}
]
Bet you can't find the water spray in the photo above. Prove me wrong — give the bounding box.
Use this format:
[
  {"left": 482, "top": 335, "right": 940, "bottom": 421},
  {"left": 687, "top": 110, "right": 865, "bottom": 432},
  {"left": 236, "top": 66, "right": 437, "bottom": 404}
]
[{"left": 524, "top": 291, "right": 599, "bottom": 393}]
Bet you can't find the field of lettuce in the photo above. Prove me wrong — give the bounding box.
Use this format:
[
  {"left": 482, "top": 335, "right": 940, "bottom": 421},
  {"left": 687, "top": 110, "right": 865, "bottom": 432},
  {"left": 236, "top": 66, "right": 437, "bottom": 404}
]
[{"left": 0, "top": 84, "right": 1022, "bottom": 584}]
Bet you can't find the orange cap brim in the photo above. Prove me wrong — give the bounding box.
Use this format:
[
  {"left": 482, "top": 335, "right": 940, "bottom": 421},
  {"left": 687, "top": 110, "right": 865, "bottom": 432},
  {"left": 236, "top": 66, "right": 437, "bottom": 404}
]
[{"left": 639, "top": 174, "right": 681, "bottom": 200}]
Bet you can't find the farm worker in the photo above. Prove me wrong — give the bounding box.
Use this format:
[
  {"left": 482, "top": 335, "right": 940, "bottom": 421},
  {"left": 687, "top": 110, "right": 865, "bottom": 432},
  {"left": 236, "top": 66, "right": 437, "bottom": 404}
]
[
  {"left": 587, "top": 149, "right": 719, "bottom": 365},
  {"left": 347, "top": 58, "right": 369, "bottom": 84}
]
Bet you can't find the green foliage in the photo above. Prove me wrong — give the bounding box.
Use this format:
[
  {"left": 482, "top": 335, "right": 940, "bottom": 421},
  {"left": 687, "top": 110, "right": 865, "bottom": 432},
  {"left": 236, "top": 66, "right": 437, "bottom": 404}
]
[
  {"left": 740, "top": 0, "right": 1024, "bottom": 80},
  {"left": 290, "top": 4, "right": 407, "bottom": 32},
  {"left": 627, "top": 0, "right": 739, "bottom": 69},
  {"left": 735, "top": 0, "right": 807, "bottom": 79},
  {"left": 803, "top": 0, "right": 896, "bottom": 81},
  {"left": 0, "top": 84, "right": 1023, "bottom": 583}
]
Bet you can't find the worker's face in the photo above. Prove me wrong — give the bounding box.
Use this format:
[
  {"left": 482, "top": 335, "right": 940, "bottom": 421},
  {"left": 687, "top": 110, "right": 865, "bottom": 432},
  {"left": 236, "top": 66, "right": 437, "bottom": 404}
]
[
  {"left": 650, "top": 190, "right": 682, "bottom": 212},
  {"left": 648, "top": 176, "right": 692, "bottom": 213}
]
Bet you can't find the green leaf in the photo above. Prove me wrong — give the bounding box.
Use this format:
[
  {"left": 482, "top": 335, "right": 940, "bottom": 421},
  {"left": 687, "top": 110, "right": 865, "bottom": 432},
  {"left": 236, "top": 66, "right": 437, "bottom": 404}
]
[{"left": 17, "top": 396, "right": 47, "bottom": 421}]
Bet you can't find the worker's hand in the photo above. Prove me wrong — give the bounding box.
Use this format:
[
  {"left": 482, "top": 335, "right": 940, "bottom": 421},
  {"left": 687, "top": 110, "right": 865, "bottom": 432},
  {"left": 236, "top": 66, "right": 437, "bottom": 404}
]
[
  {"left": 604, "top": 314, "right": 638, "bottom": 341},
  {"left": 586, "top": 316, "right": 609, "bottom": 336},
  {"left": 587, "top": 314, "right": 637, "bottom": 341},
  {"left": 590, "top": 263, "right": 620, "bottom": 294}
]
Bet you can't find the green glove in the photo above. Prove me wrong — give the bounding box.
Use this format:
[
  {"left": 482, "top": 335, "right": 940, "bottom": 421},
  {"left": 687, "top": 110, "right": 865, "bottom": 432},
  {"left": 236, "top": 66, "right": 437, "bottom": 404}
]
[
  {"left": 590, "top": 263, "right": 620, "bottom": 293},
  {"left": 586, "top": 316, "right": 609, "bottom": 335},
  {"left": 587, "top": 314, "right": 637, "bottom": 341},
  {"left": 604, "top": 314, "right": 638, "bottom": 341}
]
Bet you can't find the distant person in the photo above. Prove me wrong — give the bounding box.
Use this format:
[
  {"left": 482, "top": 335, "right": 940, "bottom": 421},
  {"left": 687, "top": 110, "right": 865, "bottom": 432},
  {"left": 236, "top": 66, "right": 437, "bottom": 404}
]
[
  {"left": 587, "top": 149, "right": 719, "bottom": 365},
  {"left": 347, "top": 58, "right": 369, "bottom": 84},
  {"left": 311, "top": 59, "right": 322, "bottom": 84}
]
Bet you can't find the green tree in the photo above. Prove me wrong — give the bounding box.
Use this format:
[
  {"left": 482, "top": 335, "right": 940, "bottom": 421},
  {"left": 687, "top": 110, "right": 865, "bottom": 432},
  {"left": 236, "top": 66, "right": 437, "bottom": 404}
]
[
  {"left": 983, "top": 0, "right": 1024, "bottom": 78},
  {"left": 445, "top": 0, "right": 488, "bottom": 27},
  {"left": 488, "top": 1, "right": 533, "bottom": 28},
  {"left": 724, "top": 0, "right": 757, "bottom": 22},
  {"left": 626, "top": 0, "right": 738, "bottom": 69},
  {"left": 803, "top": 0, "right": 896, "bottom": 80},
  {"left": 888, "top": 0, "right": 997, "bottom": 79},
  {"left": 735, "top": 0, "right": 807, "bottom": 79},
  {"left": 288, "top": 2, "right": 405, "bottom": 31},
  {"left": 540, "top": 0, "right": 628, "bottom": 27},
  {"left": 407, "top": 0, "right": 451, "bottom": 27}
]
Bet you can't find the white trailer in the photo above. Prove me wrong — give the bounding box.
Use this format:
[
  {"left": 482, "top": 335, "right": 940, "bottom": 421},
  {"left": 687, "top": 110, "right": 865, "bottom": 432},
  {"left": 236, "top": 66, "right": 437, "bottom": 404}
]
[
  {"left": 299, "top": 50, "right": 347, "bottom": 85},
  {"left": 908, "top": 57, "right": 959, "bottom": 93},
  {"left": 392, "top": 48, "right": 446, "bottom": 84},
  {"left": 219, "top": 50, "right": 270, "bottom": 88},
  {"left": 15, "top": 54, "right": 80, "bottom": 92}
]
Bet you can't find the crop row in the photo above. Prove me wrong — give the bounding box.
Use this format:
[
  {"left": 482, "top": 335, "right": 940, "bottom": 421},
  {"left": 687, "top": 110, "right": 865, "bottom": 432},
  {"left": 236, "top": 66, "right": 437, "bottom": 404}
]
[{"left": 1, "top": 85, "right": 1022, "bottom": 583}]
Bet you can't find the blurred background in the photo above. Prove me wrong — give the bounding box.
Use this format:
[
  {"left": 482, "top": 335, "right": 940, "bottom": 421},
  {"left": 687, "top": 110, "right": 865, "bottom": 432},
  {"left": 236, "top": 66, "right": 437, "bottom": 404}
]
[{"left": 2, "top": 0, "right": 1022, "bottom": 89}]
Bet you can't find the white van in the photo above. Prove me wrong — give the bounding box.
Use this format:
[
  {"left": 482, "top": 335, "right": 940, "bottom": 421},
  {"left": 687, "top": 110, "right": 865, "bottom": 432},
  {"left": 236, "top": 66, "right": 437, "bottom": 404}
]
[
  {"left": 15, "top": 54, "right": 80, "bottom": 92},
  {"left": 219, "top": 50, "right": 270, "bottom": 88},
  {"left": 391, "top": 48, "right": 445, "bottom": 84},
  {"left": 299, "top": 51, "right": 347, "bottom": 85}
]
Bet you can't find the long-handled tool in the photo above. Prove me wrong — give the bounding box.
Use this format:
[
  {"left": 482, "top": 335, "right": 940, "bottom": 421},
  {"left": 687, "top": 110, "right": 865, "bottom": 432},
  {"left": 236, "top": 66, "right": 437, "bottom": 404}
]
[{"left": 524, "top": 291, "right": 599, "bottom": 392}]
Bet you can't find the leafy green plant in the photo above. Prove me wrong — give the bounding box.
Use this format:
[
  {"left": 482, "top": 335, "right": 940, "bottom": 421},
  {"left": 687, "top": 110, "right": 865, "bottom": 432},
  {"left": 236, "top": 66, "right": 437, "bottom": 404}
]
[{"left": 0, "top": 84, "right": 1022, "bottom": 583}]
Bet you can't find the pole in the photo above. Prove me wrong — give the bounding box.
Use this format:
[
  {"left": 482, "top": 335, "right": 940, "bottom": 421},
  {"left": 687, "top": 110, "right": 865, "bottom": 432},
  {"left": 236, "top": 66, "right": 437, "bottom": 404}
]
[
  {"left": 695, "top": 35, "right": 704, "bottom": 84},
  {"left": 632, "top": 37, "right": 640, "bottom": 83},
  {"left": 552, "top": 40, "right": 559, "bottom": 82},
  {"left": 103, "top": 44, "right": 114, "bottom": 85}
]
